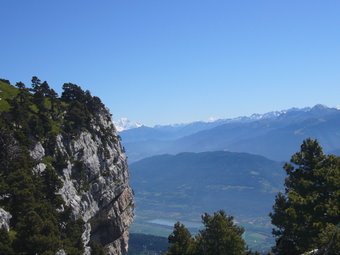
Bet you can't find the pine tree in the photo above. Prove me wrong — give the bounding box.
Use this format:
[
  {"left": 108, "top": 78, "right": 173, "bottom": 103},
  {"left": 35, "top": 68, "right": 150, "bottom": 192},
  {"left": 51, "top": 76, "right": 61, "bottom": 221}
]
[
  {"left": 196, "top": 210, "right": 246, "bottom": 255},
  {"left": 167, "top": 222, "right": 194, "bottom": 255},
  {"left": 167, "top": 211, "right": 247, "bottom": 255},
  {"left": 270, "top": 139, "right": 340, "bottom": 255}
]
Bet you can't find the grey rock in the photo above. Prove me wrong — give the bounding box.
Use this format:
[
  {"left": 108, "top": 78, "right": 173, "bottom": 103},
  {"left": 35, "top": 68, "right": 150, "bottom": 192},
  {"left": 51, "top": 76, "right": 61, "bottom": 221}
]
[
  {"left": 56, "top": 111, "right": 134, "bottom": 254},
  {"left": 33, "top": 162, "right": 46, "bottom": 174},
  {"left": 55, "top": 249, "right": 67, "bottom": 255},
  {"left": 30, "top": 142, "right": 45, "bottom": 161},
  {"left": 0, "top": 208, "right": 12, "bottom": 231}
]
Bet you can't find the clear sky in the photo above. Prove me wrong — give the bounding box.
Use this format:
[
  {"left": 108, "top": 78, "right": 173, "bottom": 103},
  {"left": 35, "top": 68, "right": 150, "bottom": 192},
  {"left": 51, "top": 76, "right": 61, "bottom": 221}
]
[{"left": 1, "top": 1, "right": 340, "bottom": 126}]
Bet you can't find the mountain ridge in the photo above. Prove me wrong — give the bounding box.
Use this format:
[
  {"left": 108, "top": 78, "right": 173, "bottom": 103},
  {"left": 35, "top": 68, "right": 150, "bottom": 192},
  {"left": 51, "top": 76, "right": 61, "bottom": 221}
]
[
  {"left": 121, "top": 104, "right": 337, "bottom": 131},
  {"left": 121, "top": 105, "right": 340, "bottom": 162}
]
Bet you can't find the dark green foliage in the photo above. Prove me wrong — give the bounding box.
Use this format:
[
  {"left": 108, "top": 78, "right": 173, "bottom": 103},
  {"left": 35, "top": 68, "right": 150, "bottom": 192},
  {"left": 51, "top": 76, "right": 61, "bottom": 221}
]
[
  {"left": 13, "top": 210, "right": 61, "bottom": 254},
  {"left": 61, "top": 83, "right": 86, "bottom": 102},
  {"left": 167, "top": 222, "right": 194, "bottom": 255},
  {"left": 61, "top": 83, "right": 105, "bottom": 135},
  {"left": 52, "top": 150, "right": 69, "bottom": 174},
  {"left": 0, "top": 78, "right": 10, "bottom": 84},
  {"left": 89, "top": 240, "right": 106, "bottom": 255},
  {"left": 0, "top": 129, "right": 19, "bottom": 177},
  {"left": 167, "top": 211, "right": 247, "bottom": 255},
  {"left": 40, "top": 165, "right": 64, "bottom": 206},
  {"left": 60, "top": 215, "right": 85, "bottom": 255},
  {"left": 270, "top": 139, "right": 340, "bottom": 255},
  {"left": 72, "top": 160, "right": 89, "bottom": 192},
  {"left": 61, "top": 83, "right": 104, "bottom": 112},
  {"left": 0, "top": 77, "right": 109, "bottom": 254},
  {"left": 0, "top": 76, "right": 106, "bottom": 139},
  {"left": 0, "top": 227, "right": 14, "bottom": 255},
  {"left": 196, "top": 210, "right": 247, "bottom": 255},
  {"left": 64, "top": 100, "right": 89, "bottom": 133}
]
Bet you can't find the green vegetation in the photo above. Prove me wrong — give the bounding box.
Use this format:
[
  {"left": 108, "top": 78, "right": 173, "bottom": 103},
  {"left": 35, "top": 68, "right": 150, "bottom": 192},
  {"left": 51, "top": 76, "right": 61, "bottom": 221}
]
[
  {"left": 0, "top": 77, "right": 109, "bottom": 254},
  {"left": 270, "top": 139, "right": 340, "bottom": 255},
  {"left": 166, "top": 210, "right": 248, "bottom": 255},
  {"left": 167, "top": 222, "right": 194, "bottom": 255},
  {"left": 0, "top": 79, "right": 18, "bottom": 111}
]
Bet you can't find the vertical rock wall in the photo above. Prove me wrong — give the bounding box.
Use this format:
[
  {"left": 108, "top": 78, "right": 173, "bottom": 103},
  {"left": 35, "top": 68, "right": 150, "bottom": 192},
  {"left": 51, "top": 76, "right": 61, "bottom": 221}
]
[{"left": 31, "top": 110, "right": 134, "bottom": 255}]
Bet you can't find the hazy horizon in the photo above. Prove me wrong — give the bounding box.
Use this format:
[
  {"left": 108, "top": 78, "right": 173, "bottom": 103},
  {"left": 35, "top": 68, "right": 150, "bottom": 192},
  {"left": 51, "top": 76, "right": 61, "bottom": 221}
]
[{"left": 114, "top": 103, "right": 340, "bottom": 127}]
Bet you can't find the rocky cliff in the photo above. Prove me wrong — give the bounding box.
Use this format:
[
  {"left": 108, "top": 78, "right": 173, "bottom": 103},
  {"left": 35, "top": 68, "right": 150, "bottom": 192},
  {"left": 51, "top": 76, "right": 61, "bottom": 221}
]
[
  {"left": 0, "top": 80, "right": 134, "bottom": 255},
  {"left": 33, "top": 112, "right": 133, "bottom": 254}
]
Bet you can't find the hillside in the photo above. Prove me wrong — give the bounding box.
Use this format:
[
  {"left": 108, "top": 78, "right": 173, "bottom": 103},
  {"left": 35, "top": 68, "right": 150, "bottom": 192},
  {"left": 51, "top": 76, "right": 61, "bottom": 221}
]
[
  {"left": 0, "top": 79, "right": 18, "bottom": 111},
  {"left": 129, "top": 151, "right": 284, "bottom": 251}
]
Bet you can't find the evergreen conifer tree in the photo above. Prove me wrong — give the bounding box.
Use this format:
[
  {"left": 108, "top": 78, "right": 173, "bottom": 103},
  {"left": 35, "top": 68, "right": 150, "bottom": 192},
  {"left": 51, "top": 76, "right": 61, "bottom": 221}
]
[{"left": 270, "top": 139, "right": 340, "bottom": 255}]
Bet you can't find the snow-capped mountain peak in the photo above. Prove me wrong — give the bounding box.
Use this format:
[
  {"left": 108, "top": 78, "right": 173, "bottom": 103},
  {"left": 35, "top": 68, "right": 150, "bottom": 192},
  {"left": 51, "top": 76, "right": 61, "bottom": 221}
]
[{"left": 113, "top": 118, "right": 142, "bottom": 132}]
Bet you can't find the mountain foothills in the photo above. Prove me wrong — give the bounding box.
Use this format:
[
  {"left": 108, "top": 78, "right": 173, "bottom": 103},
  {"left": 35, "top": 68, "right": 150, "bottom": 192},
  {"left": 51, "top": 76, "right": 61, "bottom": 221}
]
[
  {"left": 0, "top": 78, "right": 134, "bottom": 255},
  {"left": 129, "top": 151, "right": 284, "bottom": 252},
  {"left": 159, "top": 139, "right": 340, "bottom": 255},
  {"left": 121, "top": 105, "right": 340, "bottom": 162},
  {"left": 131, "top": 151, "right": 284, "bottom": 217}
]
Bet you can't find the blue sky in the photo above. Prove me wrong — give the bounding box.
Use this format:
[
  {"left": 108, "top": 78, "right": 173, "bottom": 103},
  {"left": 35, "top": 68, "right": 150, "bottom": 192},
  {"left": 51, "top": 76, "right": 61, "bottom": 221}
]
[{"left": 1, "top": 1, "right": 340, "bottom": 126}]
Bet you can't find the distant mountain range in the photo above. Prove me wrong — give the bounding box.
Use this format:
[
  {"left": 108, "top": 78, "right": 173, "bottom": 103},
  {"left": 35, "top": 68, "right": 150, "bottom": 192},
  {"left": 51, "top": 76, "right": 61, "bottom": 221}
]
[
  {"left": 121, "top": 105, "right": 340, "bottom": 162},
  {"left": 125, "top": 104, "right": 340, "bottom": 251}
]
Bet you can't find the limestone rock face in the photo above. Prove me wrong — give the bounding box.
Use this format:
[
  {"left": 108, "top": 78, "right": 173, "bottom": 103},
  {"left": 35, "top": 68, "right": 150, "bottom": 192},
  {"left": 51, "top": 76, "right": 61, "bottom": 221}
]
[
  {"left": 32, "top": 110, "right": 134, "bottom": 255},
  {"left": 0, "top": 208, "right": 12, "bottom": 232},
  {"left": 30, "top": 142, "right": 45, "bottom": 161}
]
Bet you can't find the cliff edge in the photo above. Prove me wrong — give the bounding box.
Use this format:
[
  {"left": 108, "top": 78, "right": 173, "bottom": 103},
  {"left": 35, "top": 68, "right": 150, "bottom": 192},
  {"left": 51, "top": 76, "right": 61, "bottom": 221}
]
[{"left": 0, "top": 79, "right": 134, "bottom": 254}]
